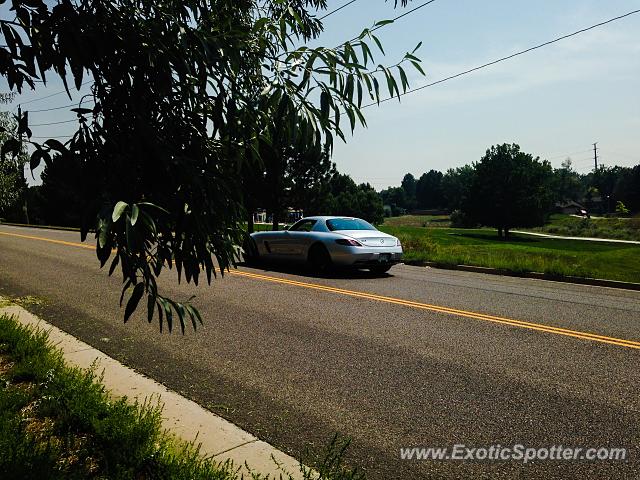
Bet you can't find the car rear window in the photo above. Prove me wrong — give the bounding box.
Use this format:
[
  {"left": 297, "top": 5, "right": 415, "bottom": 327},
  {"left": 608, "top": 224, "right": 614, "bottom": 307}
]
[{"left": 326, "top": 218, "right": 377, "bottom": 231}]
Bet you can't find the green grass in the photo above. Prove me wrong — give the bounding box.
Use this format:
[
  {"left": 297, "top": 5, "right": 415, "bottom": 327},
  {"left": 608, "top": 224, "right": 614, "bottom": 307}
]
[
  {"left": 379, "top": 225, "right": 640, "bottom": 283},
  {"left": 524, "top": 214, "right": 640, "bottom": 241},
  {"left": 0, "top": 313, "right": 366, "bottom": 480},
  {"left": 0, "top": 314, "right": 238, "bottom": 479}
]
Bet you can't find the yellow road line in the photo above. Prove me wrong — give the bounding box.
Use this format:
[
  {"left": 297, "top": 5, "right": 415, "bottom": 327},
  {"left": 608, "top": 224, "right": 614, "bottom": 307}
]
[
  {"left": 230, "top": 270, "right": 640, "bottom": 350},
  {"left": 2, "top": 229, "right": 639, "bottom": 350},
  {"left": 0, "top": 230, "right": 95, "bottom": 250}
]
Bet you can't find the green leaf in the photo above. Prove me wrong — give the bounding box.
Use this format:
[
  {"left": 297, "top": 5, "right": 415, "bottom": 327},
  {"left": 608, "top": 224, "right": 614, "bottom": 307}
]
[
  {"left": 372, "top": 77, "right": 380, "bottom": 102},
  {"left": 124, "top": 283, "right": 144, "bottom": 323},
  {"left": 163, "top": 299, "right": 173, "bottom": 333},
  {"left": 43, "top": 138, "right": 66, "bottom": 153},
  {"left": 411, "top": 60, "right": 425, "bottom": 76},
  {"left": 157, "top": 300, "right": 164, "bottom": 332},
  {"left": 176, "top": 303, "right": 186, "bottom": 334},
  {"left": 112, "top": 201, "right": 128, "bottom": 222},
  {"left": 185, "top": 305, "right": 198, "bottom": 331},
  {"left": 130, "top": 204, "right": 139, "bottom": 226},
  {"left": 125, "top": 214, "right": 135, "bottom": 250},
  {"left": 398, "top": 65, "right": 409, "bottom": 93},
  {"left": 371, "top": 34, "right": 385, "bottom": 55},
  {"left": 97, "top": 215, "right": 112, "bottom": 251},
  {"left": 108, "top": 254, "right": 120, "bottom": 276},
  {"left": 320, "top": 91, "right": 329, "bottom": 121},
  {"left": 345, "top": 75, "right": 354, "bottom": 103},
  {"left": 374, "top": 19, "right": 395, "bottom": 28},
  {"left": 147, "top": 292, "right": 155, "bottom": 323},
  {"left": 30, "top": 150, "right": 46, "bottom": 171},
  {"left": 137, "top": 202, "right": 169, "bottom": 215},
  {"left": 71, "top": 107, "right": 94, "bottom": 115}
]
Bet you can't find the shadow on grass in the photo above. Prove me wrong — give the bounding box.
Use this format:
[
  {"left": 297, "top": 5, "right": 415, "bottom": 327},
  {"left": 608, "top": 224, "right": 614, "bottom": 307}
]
[
  {"left": 236, "top": 261, "right": 394, "bottom": 280},
  {"left": 447, "top": 231, "right": 542, "bottom": 244}
]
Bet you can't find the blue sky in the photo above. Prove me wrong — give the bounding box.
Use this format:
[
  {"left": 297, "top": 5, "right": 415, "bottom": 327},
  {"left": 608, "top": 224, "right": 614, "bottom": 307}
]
[
  {"left": 3, "top": 0, "right": 639, "bottom": 188},
  {"left": 318, "top": 0, "right": 640, "bottom": 188}
]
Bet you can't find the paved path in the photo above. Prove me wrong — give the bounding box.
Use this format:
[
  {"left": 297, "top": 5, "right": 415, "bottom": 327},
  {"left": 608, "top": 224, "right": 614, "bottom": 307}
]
[
  {"left": 1, "top": 225, "right": 640, "bottom": 479},
  {"left": 512, "top": 230, "right": 640, "bottom": 244}
]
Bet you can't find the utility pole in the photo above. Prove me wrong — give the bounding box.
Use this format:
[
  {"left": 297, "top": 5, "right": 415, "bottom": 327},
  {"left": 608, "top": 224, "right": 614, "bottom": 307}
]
[
  {"left": 17, "top": 104, "right": 29, "bottom": 224},
  {"left": 593, "top": 142, "right": 599, "bottom": 171}
]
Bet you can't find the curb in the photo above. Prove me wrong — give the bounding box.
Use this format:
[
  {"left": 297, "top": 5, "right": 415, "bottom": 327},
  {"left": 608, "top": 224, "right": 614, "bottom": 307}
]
[
  {"left": 0, "top": 301, "right": 303, "bottom": 479},
  {"left": 0, "top": 221, "right": 83, "bottom": 232},
  {"left": 403, "top": 261, "right": 640, "bottom": 291}
]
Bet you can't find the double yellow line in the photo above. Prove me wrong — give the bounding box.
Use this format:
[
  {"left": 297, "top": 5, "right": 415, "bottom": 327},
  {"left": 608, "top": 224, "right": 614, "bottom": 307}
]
[
  {"left": 2, "top": 229, "right": 640, "bottom": 350},
  {"left": 230, "top": 270, "right": 640, "bottom": 350}
]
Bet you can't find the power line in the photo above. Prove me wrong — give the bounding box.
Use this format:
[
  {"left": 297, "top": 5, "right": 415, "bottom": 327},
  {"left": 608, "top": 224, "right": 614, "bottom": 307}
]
[
  {"left": 545, "top": 149, "right": 593, "bottom": 160},
  {"left": 376, "top": 0, "right": 438, "bottom": 29},
  {"left": 605, "top": 150, "right": 638, "bottom": 161},
  {"left": 30, "top": 118, "right": 78, "bottom": 127},
  {"left": 16, "top": 80, "right": 94, "bottom": 107},
  {"left": 345, "top": 0, "right": 438, "bottom": 45},
  {"left": 361, "top": 8, "right": 640, "bottom": 109},
  {"left": 320, "top": 0, "right": 358, "bottom": 20},
  {"left": 31, "top": 135, "right": 72, "bottom": 140},
  {"left": 27, "top": 101, "right": 94, "bottom": 113}
]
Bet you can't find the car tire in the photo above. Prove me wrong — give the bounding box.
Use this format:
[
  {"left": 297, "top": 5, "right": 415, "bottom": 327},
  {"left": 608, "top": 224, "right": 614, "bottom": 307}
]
[
  {"left": 369, "top": 265, "right": 392, "bottom": 274},
  {"left": 308, "top": 243, "right": 332, "bottom": 273},
  {"left": 242, "top": 237, "right": 259, "bottom": 265}
]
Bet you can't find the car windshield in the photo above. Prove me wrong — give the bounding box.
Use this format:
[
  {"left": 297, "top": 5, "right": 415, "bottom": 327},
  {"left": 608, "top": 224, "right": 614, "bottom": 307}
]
[{"left": 326, "top": 218, "right": 377, "bottom": 232}]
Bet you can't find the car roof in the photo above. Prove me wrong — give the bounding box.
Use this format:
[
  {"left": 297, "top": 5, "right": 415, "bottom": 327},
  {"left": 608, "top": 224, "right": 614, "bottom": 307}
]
[{"left": 300, "top": 216, "right": 360, "bottom": 222}]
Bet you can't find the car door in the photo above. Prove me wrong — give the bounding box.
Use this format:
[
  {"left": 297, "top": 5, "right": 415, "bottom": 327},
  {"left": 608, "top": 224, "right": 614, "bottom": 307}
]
[
  {"left": 256, "top": 231, "right": 289, "bottom": 259},
  {"left": 282, "top": 219, "right": 317, "bottom": 260}
]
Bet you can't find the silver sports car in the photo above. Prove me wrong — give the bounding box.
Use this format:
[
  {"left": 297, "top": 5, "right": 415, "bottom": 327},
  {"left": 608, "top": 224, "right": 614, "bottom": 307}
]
[{"left": 243, "top": 216, "right": 403, "bottom": 273}]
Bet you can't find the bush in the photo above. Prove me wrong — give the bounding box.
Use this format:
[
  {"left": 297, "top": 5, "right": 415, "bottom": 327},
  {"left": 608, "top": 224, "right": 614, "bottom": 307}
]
[{"left": 450, "top": 210, "right": 475, "bottom": 228}]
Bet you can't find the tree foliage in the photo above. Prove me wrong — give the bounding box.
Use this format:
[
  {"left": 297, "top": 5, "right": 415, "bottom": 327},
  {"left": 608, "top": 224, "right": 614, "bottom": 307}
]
[
  {"left": 441, "top": 165, "right": 475, "bottom": 211},
  {"left": 379, "top": 186, "right": 407, "bottom": 216},
  {"left": 463, "top": 143, "right": 554, "bottom": 238},
  {"left": 415, "top": 169, "right": 444, "bottom": 209},
  {"left": 0, "top": 0, "right": 423, "bottom": 331},
  {"left": 0, "top": 94, "right": 28, "bottom": 221},
  {"left": 325, "top": 173, "right": 384, "bottom": 224}
]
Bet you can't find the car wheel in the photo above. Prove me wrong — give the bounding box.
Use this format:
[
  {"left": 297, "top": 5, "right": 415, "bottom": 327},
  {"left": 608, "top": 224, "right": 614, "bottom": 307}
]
[
  {"left": 308, "top": 243, "right": 332, "bottom": 272},
  {"left": 369, "top": 265, "right": 392, "bottom": 274},
  {"left": 242, "top": 237, "right": 259, "bottom": 265}
]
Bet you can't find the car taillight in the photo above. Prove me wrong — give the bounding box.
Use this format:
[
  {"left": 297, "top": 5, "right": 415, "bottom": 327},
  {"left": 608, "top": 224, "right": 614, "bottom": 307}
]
[
  {"left": 396, "top": 239, "right": 402, "bottom": 247},
  {"left": 335, "top": 239, "right": 362, "bottom": 247}
]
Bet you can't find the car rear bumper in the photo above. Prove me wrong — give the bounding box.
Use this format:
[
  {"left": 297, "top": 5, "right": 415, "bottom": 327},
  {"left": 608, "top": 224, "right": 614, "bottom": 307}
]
[{"left": 330, "top": 246, "right": 403, "bottom": 267}]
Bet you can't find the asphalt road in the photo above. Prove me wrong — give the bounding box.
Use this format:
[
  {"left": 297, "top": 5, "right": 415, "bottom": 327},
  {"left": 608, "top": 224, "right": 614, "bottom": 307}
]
[{"left": 1, "top": 224, "right": 640, "bottom": 479}]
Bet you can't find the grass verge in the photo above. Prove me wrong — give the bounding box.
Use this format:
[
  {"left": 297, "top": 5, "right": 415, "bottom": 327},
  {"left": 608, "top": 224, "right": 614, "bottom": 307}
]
[
  {"left": 0, "top": 313, "right": 238, "bottom": 479},
  {"left": 379, "top": 226, "right": 640, "bottom": 284},
  {"left": 524, "top": 214, "right": 640, "bottom": 242},
  {"left": 0, "top": 313, "right": 364, "bottom": 479}
]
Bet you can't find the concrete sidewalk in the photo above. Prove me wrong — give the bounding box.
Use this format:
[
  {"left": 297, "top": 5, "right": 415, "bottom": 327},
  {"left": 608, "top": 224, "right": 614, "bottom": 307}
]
[{"left": 0, "top": 301, "right": 304, "bottom": 479}]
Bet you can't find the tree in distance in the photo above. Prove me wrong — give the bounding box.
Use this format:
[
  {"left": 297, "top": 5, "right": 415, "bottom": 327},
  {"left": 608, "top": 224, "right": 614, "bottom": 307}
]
[
  {"left": 463, "top": 143, "right": 554, "bottom": 238},
  {"left": 415, "top": 169, "right": 444, "bottom": 209}
]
